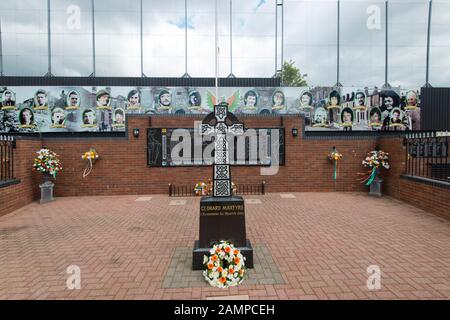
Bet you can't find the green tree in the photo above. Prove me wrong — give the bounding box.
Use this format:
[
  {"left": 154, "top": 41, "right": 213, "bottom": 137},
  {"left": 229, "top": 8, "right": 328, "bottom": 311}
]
[{"left": 281, "top": 60, "right": 308, "bottom": 87}]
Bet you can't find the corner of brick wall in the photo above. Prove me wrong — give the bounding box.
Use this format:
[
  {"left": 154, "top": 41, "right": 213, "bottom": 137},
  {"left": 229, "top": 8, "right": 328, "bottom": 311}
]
[
  {"left": 0, "top": 139, "right": 41, "bottom": 217},
  {"left": 378, "top": 137, "right": 450, "bottom": 220}
]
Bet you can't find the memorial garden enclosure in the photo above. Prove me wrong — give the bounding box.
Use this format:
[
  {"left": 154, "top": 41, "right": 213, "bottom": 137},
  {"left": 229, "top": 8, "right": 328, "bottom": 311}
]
[{"left": 1, "top": 110, "right": 449, "bottom": 221}]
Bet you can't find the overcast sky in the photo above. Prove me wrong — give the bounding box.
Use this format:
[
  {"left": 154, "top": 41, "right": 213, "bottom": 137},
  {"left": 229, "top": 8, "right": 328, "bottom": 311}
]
[{"left": 1, "top": 0, "right": 449, "bottom": 88}]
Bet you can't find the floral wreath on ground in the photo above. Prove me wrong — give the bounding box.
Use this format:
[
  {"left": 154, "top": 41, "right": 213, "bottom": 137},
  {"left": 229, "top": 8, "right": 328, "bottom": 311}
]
[
  {"left": 33, "top": 148, "right": 63, "bottom": 178},
  {"left": 359, "top": 149, "right": 390, "bottom": 185},
  {"left": 203, "top": 240, "right": 246, "bottom": 288}
]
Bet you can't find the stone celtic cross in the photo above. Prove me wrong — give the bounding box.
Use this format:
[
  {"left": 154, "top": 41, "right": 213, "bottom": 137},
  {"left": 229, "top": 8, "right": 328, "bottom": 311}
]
[{"left": 200, "top": 102, "right": 244, "bottom": 197}]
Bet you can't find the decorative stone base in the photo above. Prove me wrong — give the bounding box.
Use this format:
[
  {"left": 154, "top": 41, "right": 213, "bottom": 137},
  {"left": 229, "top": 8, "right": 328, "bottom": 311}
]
[
  {"left": 192, "top": 239, "right": 254, "bottom": 270},
  {"left": 39, "top": 181, "right": 55, "bottom": 204},
  {"left": 369, "top": 177, "right": 383, "bottom": 197}
]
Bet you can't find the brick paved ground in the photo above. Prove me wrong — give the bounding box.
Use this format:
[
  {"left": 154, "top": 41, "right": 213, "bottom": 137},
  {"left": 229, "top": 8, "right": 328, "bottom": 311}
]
[{"left": 0, "top": 193, "right": 449, "bottom": 300}]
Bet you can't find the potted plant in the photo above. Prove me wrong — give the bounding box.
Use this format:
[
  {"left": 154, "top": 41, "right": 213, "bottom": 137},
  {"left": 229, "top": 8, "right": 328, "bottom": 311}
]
[
  {"left": 360, "top": 148, "right": 389, "bottom": 196},
  {"left": 33, "top": 148, "right": 62, "bottom": 203}
]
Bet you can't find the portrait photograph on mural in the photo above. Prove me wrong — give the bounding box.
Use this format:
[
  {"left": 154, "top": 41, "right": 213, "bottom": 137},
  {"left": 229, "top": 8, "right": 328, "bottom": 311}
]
[
  {"left": 1, "top": 89, "right": 16, "bottom": 110},
  {"left": 66, "top": 90, "right": 80, "bottom": 110}
]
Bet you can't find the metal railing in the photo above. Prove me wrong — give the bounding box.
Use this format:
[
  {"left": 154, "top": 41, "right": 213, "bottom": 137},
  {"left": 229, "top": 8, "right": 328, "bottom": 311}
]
[
  {"left": 235, "top": 182, "right": 266, "bottom": 195},
  {"left": 169, "top": 181, "right": 265, "bottom": 197},
  {"left": 0, "top": 135, "right": 16, "bottom": 182},
  {"left": 404, "top": 131, "right": 450, "bottom": 183},
  {"left": 168, "top": 184, "right": 196, "bottom": 197}
]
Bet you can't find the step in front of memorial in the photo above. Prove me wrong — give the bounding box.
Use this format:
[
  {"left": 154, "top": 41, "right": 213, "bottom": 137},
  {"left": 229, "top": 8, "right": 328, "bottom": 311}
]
[{"left": 192, "top": 195, "right": 254, "bottom": 270}]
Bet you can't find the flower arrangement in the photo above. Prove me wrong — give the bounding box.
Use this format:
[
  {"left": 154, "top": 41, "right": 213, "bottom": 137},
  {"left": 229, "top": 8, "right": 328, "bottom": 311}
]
[
  {"left": 231, "top": 182, "right": 237, "bottom": 195},
  {"left": 82, "top": 147, "right": 99, "bottom": 178},
  {"left": 82, "top": 148, "right": 99, "bottom": 161},
  {"left": 194, "top": 182, "right": 209, "bottom": 196},
  {"left": 33, "top": 148, "right": 62, "bottom": 179},
  {"left": 203, "top": 240, "right": 246, "bottom": 288},
  {"left": 328, "top": 147, "right": 343, "bottom": 180},
  {"left": 360, "top": 149, "right": 390, "bottom": 185},
  {"left": 194, "top": 180, "right": 237, "bottom": 196}
]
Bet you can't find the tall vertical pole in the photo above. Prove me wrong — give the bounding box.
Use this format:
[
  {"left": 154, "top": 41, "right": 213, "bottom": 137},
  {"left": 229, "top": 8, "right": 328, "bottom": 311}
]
[
  {"left": 281, "top": 0, "right": 284, "bottom": 84},
  {"left": 425, "top": 0, "right": 433, "bottom": 87},
  {"left": 336, "top": 0, "right": 341, "bottom": 87},
  {"left": 228, "top": 0, "right": 234, "bottom": 78},
  {"left": 274, "top": 0, "right": 278, "bottom": 76},
  {"left": 215, "top": 0, "right": 218, "bottom": 98},
  {"left": 0, "top": 17, "right": 3, "bottom": 77},
  {"left": 46, "top": 0, "right": 52, "bottom": 76},
  {"left": 91, "top": 0, "right": 96, "bottom": 77},
  {"left": 383, "top": 0, "right": 390, "bottom": 88},
  {"left": 140, "top": 0, "right": 144, "bottom": 77},
  {"left": 185, "top": 0, "right": 188, "bottom": 75},
  {"left": 182, "top": 0, "right": 190, "bottom": 77}
]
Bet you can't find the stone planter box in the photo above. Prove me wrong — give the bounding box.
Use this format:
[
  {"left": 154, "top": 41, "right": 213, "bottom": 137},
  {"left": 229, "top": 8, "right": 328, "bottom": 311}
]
[
  {"left": 369, "top": 176, "right": 383, "bottom": 197},
  {"left": 40, "top": 174, "right": 55, "bottom": 204}
]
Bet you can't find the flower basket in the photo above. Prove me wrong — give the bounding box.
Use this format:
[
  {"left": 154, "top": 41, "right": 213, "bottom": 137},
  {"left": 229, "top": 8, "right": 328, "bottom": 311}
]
[
  {"left": 33, "top": 148, "right": 62, "bottom": 203},
  {"left": 359, "top": 149, "right": 389, "bottom": 196},
  {"left": 33, "top": 148, "right": 63, "bottom": 179}
]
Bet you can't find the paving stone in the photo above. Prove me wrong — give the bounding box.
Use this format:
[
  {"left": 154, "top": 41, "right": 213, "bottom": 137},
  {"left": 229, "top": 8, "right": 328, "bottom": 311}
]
[
  {"left": 245, "top": 199, "right": 262, "bottom": 204},
  {"left": 280, "top": 193, "right": 296, "bottom": 199},
  {"left": 135, "top": 197, "right": 153, "bottom": 202},
  {"left": 207, "top": 295, "right": 250, "bottom": 300},
  {"left": 169, "top": 200, "right": 187, "bottom": 206}
]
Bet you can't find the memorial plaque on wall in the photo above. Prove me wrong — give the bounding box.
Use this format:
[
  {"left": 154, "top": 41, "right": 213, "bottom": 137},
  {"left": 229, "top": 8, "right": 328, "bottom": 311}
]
[{"left": 147, "top": 127, "right": 285, "bottom": 167}]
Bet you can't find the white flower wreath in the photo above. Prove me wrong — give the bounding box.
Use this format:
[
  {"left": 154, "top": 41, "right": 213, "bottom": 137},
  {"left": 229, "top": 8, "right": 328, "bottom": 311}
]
[{"left": 203, "top": 240, "right": 246, "bottom": 288}]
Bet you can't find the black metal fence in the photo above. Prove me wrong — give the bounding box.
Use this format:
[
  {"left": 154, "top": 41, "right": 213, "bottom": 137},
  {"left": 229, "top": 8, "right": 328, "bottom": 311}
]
[
  {"left": 0, "top": 135, "right": 16, "bottom": 182},
  {"left": 235, "top": 182, "right": 266, "bottom": 195},
  {"left": 404, "top": 132, "right": 450, "bottom": 183},
  {"left": 169, "top": 182, "right": 266, "bottom": 197}
]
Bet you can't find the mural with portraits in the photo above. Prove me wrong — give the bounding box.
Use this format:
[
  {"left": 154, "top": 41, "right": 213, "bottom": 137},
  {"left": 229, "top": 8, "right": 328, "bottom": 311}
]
[{"left": 0, "top": 86, "right": 421, "bottom": 133}]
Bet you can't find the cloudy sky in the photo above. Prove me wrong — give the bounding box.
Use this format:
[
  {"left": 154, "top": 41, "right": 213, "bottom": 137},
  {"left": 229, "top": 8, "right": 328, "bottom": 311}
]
[{"left": 1, "top": 0, "right": 449, "bottom": 88}]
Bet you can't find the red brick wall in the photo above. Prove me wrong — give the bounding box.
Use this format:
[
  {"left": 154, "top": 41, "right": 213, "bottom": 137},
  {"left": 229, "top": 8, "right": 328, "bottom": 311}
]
[
  {"left": 2, "top": 115, "right": 448, "bottom": 219},
  {"left": 378, "top": 137, "right": 450, "bottom": 220},
  {"left": 0, "top": 139, "right": 41, "bottom": 217},
  {"left": 33, "top": 115, "right": 378, "bottom": 197}
]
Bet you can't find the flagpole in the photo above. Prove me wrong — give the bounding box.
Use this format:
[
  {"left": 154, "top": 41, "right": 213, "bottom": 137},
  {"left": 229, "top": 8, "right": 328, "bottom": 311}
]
[
  {"left": 0, "top": 17, "right": 3, "bottom": 76},
  {"left": 215, "top": 0, "right": 219, "bottom": 100}
]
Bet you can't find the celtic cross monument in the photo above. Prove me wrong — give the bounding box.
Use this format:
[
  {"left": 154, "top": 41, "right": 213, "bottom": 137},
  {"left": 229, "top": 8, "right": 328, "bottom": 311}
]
[{"left": 192, "top": 102, "right": 254, "bottom": 270}]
